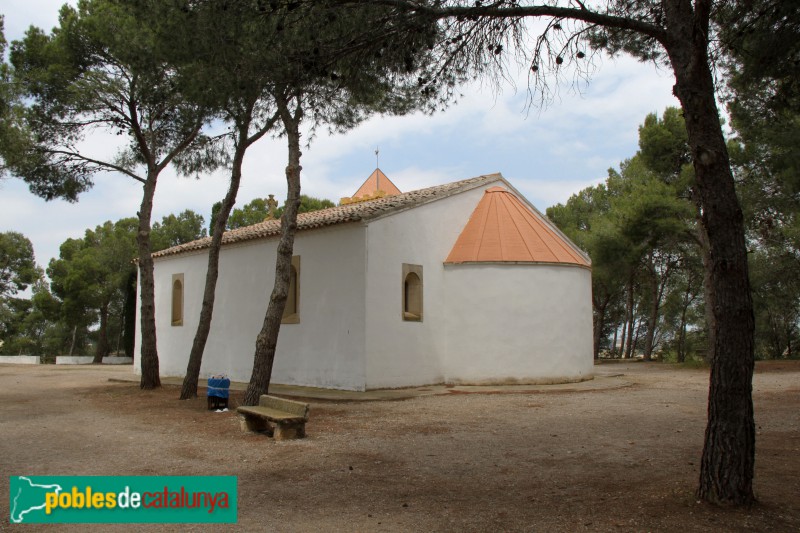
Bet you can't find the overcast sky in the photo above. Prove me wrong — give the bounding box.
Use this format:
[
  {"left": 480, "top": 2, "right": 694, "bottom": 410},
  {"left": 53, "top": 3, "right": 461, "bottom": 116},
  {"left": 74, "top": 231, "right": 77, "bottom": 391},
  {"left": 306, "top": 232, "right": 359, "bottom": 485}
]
[{"left": 1, "top": 1, "right": 680, "bottom": 270}]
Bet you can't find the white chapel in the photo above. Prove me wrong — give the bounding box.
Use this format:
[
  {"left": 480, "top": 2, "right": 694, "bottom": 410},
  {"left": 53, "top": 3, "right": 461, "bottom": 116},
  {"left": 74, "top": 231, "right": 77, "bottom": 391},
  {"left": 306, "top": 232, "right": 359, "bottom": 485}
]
[{"left": 134, "top": 171, "right": 593, "bottom": 390}]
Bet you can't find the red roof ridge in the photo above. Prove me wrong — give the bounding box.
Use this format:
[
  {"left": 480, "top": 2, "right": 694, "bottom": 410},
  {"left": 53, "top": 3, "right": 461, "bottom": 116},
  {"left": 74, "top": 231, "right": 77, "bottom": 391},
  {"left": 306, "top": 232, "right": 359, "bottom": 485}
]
[{"left": 152, "top": 173, "right": 502, "bottom": 260}]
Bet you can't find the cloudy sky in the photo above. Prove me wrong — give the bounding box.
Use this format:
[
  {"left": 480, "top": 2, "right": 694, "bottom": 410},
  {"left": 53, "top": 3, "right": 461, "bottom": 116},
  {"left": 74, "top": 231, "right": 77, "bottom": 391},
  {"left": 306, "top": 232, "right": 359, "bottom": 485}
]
[{"left": 1, "top": 1, "right": 680, "bottom": 270}]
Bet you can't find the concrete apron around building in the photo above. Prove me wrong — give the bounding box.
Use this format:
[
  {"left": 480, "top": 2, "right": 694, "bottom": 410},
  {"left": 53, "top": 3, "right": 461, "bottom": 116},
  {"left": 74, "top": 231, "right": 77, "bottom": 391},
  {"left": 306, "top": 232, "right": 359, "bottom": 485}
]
[{"left": 110, "top": 371, "right": 631, "bottom": 402}]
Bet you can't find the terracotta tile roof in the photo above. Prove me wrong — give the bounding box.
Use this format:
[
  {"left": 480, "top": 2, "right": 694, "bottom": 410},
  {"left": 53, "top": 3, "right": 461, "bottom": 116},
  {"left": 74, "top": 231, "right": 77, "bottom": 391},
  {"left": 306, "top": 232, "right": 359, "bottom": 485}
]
[
  {"left": 351, "top": 168, "right": 402, "bottom": 199},
  {"left": 445, "top": 186, "right": 590, "bottom": 267},
  {"left": 152, "top": 173, "right": 501, "bottom": 259}
]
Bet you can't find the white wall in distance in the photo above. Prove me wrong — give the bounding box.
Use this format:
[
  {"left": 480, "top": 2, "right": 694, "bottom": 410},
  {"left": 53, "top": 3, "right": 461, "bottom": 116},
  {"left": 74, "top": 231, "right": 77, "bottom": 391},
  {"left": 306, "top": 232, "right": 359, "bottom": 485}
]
[{"left": 0, "top": 356, "right": 40, "bottom": 364}]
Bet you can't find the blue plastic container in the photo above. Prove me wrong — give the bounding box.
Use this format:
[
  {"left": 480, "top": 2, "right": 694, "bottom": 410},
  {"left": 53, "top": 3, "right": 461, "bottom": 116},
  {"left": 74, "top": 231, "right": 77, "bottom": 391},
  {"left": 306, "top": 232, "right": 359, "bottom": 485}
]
[
  {"left": 207, "top": 376, "right": 230, "bottom": 399},
  {"left": 207, "top": 376, "right": 231, "bottom": 410}
]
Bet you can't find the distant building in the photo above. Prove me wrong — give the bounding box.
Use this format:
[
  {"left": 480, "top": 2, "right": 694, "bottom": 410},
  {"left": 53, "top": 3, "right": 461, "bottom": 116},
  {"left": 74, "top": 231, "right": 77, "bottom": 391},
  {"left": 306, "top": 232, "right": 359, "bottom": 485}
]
[{"left": 134, "top": 172, "right": 593, "bottom": 390}]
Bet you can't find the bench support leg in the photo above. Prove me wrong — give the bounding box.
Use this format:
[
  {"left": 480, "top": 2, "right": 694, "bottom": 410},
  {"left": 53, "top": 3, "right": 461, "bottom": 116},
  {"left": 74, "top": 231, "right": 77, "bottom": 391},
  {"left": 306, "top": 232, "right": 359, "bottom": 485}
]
[
  {"left": 274, "top": 422, "right": 305, "bottom": 441},
  {"left": 239, "top": 414, "right": 269, "bottom": 433}
]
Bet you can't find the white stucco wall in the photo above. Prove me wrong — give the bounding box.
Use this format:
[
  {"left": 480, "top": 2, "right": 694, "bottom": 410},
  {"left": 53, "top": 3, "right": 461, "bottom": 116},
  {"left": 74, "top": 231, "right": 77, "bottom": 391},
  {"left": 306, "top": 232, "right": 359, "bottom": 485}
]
[
  {"left": 363, "top": 179, "right": 503, "bottom": 389},
  {"left": 138, "top": 223, "right": 368, "bottom": 390},
  {"left": 443, "top": 264, "right": 594, "bottom": 384}
]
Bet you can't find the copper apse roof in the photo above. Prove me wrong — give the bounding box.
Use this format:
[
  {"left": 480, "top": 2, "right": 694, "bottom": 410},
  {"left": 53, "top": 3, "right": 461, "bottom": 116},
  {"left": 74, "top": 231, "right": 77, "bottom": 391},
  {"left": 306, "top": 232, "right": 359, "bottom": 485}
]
[{"left": 445, "top": 187, "right": 590, "bottom": 267}]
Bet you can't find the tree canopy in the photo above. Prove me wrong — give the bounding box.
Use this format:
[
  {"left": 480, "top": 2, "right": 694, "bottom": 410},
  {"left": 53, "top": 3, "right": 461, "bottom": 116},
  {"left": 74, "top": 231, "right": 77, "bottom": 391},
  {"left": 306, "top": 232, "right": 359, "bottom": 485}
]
[
  {"left": 151, "top": 210, "right": 208, "bottom": 252},
  {"left": 5, "top": 0, "right": 224, "bottom": 388},
  {"left": 211, "top": 195, "right": 336, "bottom": 231},
  {"left": 47, "top": 218, "right": 138, "bottom": 360},
  {"left": 0, "top": 231, "right": 38, "bottom": 298},
  {"left": 721, "top": 1, "right": 800, "bottom": 360},
  {"left": 0, "top": 208, "right": 207, "bottom": 359},
  {"left": 549, "top": 108, "right": 696, "bottom": 362}
]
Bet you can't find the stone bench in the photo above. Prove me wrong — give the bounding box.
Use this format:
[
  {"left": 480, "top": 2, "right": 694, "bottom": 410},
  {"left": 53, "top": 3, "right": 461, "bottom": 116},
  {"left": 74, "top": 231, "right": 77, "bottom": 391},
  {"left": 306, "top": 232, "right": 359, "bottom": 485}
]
[{"left": 237, "top": 395, "right": 309, "bottom": 440}]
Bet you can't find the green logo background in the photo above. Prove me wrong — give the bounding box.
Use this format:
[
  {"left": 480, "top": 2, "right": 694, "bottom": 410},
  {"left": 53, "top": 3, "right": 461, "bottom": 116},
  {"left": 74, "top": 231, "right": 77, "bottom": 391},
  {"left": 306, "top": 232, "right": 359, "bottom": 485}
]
[{"left": 9, "top": 476, "right": 237, "bottom": 524}]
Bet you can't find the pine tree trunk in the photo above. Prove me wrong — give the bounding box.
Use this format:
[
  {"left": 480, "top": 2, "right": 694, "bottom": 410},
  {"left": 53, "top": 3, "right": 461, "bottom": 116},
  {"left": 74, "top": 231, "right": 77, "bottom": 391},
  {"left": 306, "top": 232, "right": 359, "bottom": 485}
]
[
  {"left": 93, "top": 302, "right": 110, "bottom": 363},
  {"left": 138, "top": 172, "right": 161, "bottom": 389},
  {"left": 123, "top": 271, "right": 137, "bottom": 358},
  {"left": 243, "top": 95, "right": 303, "bottom": 406},
  {"left": 69, "top": 325, "right": 77, "bottom": 356},
  {"left": 592, "top": 309, "right": 603, "bottom": 359},
  {"left": 699, "top": 225, "right": 716, "bottom": 363},
  {"left": 677, "top": 284, "right": 691, "bottom": 363},
  {"left": 612, "top": 326, "right": 618, "bottom": 357},
  {"left": 116, "top": 309, "right": 124, "bottom": 355},
  {"left": 592, "top": 294, "right": 610, "bottom": 359},
  {"left": 632, "top": 318, "right": 642, "bottom": 354},
  {"left": 691, "top": 179, "right": 715, "bottom": 363},
  {"left": 180, "top": 134, "right": 248, "bottom": 400},
  {"left": 664, "top": 1, "right": 755, "bottom": 505},
  {"left": 643, "top": 255, "right": 658, "bottom": 361},
  {"left": 624, "top": 274, "right": 635, "bottom": 359}
]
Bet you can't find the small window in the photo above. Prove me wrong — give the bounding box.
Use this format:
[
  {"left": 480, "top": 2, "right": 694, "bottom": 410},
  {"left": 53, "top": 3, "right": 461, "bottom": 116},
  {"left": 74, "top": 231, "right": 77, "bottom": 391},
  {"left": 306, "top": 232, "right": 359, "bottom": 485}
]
[
  {"left": 282, "top": 256, "right": 300, "bottom": 324},
  {"left": 171, "top": 274, "right": 184, "bottom": 326},
  {"left": 402, "top": 263, "right": 423, "bottom": 321}
]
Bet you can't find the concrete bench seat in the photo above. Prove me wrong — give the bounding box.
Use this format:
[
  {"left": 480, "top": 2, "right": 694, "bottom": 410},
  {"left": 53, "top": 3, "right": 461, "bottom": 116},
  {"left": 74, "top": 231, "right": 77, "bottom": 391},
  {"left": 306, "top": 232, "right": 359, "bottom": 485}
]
[{"left": 237, "top": 395, "right": 309, "bottom": 440}]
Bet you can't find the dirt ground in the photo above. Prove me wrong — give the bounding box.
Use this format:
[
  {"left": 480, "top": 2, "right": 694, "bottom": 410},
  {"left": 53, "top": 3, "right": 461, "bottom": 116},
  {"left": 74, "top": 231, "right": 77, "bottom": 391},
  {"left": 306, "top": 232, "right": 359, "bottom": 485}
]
[{"left": 1, "top": 361, "right": 798, "bottom": 532}]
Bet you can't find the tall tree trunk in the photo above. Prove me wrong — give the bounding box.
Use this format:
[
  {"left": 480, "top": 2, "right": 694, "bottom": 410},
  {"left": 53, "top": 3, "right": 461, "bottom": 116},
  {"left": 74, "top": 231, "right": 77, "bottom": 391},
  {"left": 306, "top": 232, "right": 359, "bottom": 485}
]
[
  {"left": 69, "top": 325, "right": 77, "bottom": 356},
  {"left": 243, "top": 94, "right": 303, "bottom": 406},
  {"left": 624, "top": 274, "right": 635, "bottom": 359},
  {"left": 643, "top": 255, "right": 658, "bottom": 361},
  {"left": 138, "top": 172, "right": 161, "bottom": 389},
  {"left": 123, "top": 271, "right": 137, "bottom": 358},
  {"left": 764, "top": 309, "right": 779, "bottom": 358},
  {"left": 179, "top": 105, "right": 278, "bottom": 400},
  {"left": 116, "top": 312, "right": 124, "bottom": 355},
  {"left": 93, "top": 302, "right": 110, "bottom": 363},
  {"left": 691, "top": 170, "right": 715, "bottom": 363},
  {"left": 632, "top": 317, "right": 642, "bottom": 355},
  {"left": 619, "top": 318, "right": 627, "bottom": 358},
  {"left": 612, "top": 325, "right": 618, "bottom": 357},
  {"left": 699, "top": 225, "right": 716, "bottom": 363},
  {"left": 592, "top": 296, "right": 609, "bottom": 359},
  {"left": 665, "top": 1, "right": 755, "bottom": 505},
  {"left": 180, "top": 134, "right": 248, "bottom": 400},
  {"left": 677, "top": 283, "right": 692, "bottom": 363}
]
